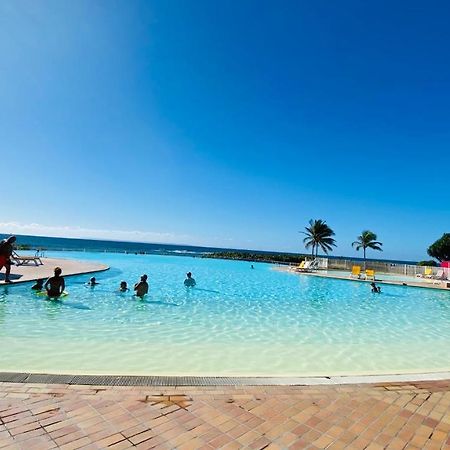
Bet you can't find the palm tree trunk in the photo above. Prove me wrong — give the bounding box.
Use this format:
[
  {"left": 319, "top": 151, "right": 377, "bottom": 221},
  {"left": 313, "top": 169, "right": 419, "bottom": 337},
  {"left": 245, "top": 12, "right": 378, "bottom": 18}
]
[{"left": 363, "top": 247, "right": 366, "bottom": 270}]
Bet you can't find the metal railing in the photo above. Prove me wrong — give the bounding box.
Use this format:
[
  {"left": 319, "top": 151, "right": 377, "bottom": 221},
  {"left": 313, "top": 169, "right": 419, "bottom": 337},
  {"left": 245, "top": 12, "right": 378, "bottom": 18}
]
[{"left": 325, "top": 258, "right": 449, "bottom": 280}]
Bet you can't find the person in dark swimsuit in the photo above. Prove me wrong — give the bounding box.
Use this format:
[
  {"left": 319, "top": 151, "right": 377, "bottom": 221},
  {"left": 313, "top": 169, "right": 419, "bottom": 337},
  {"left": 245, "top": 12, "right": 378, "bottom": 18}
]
[
  {"left": 370, "top": 282, "right": 381, "bottom": 293},
  {"left": 44, "top": 267, "right": 65, "bottom": 298},
  {"left": 184, "top": 272, "right": 196, "bottom": 287},
  {"left": 134, "top": 274, "right": 149, "bottom": 297},
  {"left": 87, "top": 277, "right": 99, "bottom": 286},
  {"left": 0, "top": 235, "right": 16, "bottom": 283},
  {"left": 31, "top": 279, "right": 44, "bottom": 290}
]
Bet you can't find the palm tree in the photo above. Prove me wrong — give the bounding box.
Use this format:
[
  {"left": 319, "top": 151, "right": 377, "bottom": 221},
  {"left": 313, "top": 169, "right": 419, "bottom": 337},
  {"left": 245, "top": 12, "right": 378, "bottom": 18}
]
[
  {"left": 352, "top": 230, "right": 383, "bottom": 268},
  {"left": 301, "top": 219, "right": 337, "bottom": 258}
]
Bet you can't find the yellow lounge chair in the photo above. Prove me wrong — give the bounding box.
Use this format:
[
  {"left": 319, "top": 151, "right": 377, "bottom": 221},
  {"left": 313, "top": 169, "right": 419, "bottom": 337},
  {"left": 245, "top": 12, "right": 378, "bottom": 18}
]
[
  {"left": 424, "top": 267, "right": 433, "bottom": 278},
  {"left": 295, "top": 260, "right": 311, "bottom": 272},
  {"left": 365, "top": 269, "right": 375, "bottom": 280},
  {"left": 290, "top": 261, "right": 305, "bottom": 272},
  {"left": 350, "top": 265, "right": 361, "bottom": 278}
]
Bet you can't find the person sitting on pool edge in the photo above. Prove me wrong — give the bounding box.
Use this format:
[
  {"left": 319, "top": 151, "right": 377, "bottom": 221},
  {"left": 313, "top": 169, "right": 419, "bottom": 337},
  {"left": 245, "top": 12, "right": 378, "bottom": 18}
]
[
  {"left": 184, "top": 271, "right": 196, "bottom": 287},
  {"left": 370, "top": 282, "right": 381, "bottom": 293},
  {"left": 119, "top": 281, "right": 129, "bottom": 292},
  {"left": 44, "top": 267, "right": 65, "bottom": 298},
  {"left": 134, "top": 274, "right": 149, "bottom": 297},
  {"left": 31, "top": 279, "right": 44, "bottom": 290},
  {"left": 87, "top": 276, "right": 99, "bottom": 286}
]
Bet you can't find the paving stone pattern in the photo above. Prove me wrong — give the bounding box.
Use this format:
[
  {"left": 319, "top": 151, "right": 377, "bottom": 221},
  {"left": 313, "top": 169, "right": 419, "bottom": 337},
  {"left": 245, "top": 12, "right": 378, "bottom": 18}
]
[{"left": 0, "top": 380, "right": 450, "bottom": 449}]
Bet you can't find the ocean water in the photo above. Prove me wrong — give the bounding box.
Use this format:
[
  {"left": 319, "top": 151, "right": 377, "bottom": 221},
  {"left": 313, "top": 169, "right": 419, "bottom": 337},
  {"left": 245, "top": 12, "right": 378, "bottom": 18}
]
[
  {"left": 0, "top": 251, "right": 449, "bottom": 376},
  {"left": 1, "top": 234, "right": 226, "bottom": 256},
  {"left": 1, "top": 234, "right": 417, "bottom": 264}
]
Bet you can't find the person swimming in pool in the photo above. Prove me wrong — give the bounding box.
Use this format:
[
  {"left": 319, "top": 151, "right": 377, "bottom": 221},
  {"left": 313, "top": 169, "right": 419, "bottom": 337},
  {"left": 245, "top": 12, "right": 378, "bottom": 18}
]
[
  {"left": 87, "top": 276, "right": 99, "bottom": 286},
  {"left": 44, "top": 267, "right": 65, "bottom": 298},
  {"left": 134, "top": 274, "right": 149, "bottom": 297},
  {"left": 184, "top": 272, "right": 196, "bottom": 287},
  {"left": 119, "top": 281, "right": 129, "bottom": 292},
  {"left": 371, "top": 282, "right": 381, "bottom": 293},
  {"left": 31, "top": 279, "right": 44, "bottom": 291}
]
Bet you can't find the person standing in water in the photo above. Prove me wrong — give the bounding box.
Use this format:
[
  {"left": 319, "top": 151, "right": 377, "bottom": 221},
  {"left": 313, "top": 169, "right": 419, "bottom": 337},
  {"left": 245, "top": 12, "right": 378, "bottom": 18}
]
[
  {"left": 0, "top": 235, "right": 16, "bottom": 283},
  {"left": 44, "top": 267, "right": 65, "bottom": 298},
  {"left": 184, "top": 272, "right": 196, "bottom": 287},
  {"left": 134, "top": 274, "right": 149, "bottom": 297}
]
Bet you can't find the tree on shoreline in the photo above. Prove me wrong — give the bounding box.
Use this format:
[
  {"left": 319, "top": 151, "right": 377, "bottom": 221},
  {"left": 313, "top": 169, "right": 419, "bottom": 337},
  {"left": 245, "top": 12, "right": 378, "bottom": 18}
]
[
  {"left": 427, "top": 233, "right": 450, "bottom": 262},
  {"left": 352, "top": 230, "right": 383, "bottom": 269},
  {"left": 301, "top": 219, "right": 336, "bottom": 258}
]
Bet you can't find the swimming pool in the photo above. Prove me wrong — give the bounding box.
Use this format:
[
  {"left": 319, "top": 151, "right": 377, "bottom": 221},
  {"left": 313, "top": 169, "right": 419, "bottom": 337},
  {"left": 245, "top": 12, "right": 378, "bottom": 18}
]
[{"left": 1, "top": 252, "right": 449, "bottom": 376}]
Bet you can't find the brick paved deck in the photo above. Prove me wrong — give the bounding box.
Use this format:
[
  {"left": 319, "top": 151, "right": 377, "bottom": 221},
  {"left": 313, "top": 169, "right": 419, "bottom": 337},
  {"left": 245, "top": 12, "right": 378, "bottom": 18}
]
[{"left": 1, "top": 381, "right": 450, "bottom": 449}]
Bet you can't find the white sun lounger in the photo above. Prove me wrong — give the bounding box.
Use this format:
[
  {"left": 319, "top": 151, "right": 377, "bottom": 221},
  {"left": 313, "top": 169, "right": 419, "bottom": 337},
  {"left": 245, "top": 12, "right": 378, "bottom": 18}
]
[
  {"left": 11, "top": 251, "right": 43, "bottom": 266},
  {"left": 433, "top": 269, "right": 445, "bottom": 280}
]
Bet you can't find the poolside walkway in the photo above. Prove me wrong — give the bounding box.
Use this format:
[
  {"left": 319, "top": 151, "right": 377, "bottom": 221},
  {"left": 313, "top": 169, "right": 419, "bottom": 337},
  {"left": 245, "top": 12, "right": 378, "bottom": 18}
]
[
  {"left": 276, "top": 267, "right": 450, "bottom": 291},
  {"left": 1, "top": 380, "right": 450, "bottom": 449},
  {"left": 0, "top": 258, "right": 109, "bottom": 285}
]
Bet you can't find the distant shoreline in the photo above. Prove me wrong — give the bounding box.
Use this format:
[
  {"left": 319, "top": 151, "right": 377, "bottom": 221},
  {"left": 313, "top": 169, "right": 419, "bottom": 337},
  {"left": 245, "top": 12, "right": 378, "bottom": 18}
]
[{"left": 2, "top": 233, "right": 418, "bottom": 265}]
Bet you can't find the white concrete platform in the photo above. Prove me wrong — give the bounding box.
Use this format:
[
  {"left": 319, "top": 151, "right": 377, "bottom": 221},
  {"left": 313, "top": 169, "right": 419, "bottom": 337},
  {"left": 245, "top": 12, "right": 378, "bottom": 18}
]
[{"left": 0, "top": 257, "right": 109, "bottom": 285}]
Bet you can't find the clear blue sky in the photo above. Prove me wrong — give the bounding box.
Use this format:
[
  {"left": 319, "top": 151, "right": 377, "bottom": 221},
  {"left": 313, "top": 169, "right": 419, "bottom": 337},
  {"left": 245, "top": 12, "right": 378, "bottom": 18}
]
[{"left": 1, "top": 0, "right": 449, "bottom": 260}]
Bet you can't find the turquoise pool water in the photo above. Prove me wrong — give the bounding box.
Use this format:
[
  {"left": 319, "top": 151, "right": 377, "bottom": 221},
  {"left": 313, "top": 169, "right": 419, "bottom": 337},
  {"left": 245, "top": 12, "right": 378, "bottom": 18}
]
[{"left": 1, "top": 252, "right": 449, "bottom": 376}]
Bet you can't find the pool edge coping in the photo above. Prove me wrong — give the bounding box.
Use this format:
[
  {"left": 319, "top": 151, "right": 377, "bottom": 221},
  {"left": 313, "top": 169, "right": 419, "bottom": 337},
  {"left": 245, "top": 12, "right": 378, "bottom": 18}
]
[
  {"left": 0, "top": 262, "right": 110, "bottom": 286},
  {"left": 1, "top": 371, "right": 449, "bottom": 386}
]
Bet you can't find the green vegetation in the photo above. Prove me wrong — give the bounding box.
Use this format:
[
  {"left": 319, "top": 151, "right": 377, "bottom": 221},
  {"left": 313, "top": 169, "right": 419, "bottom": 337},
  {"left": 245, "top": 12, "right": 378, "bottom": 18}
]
[
  {"left": 301, "top": 219, "right": 336, "bottom": 257},
  {"left": 427, "top": 233, "right": 450, "bottom": 262},
  {"left": 352, "top": 230, "right": 383, "bottom": 268},
  {"left": 203, "top": 251, "right": 305, "bottom": 264},
  {"left": 417, "top": 260, "right": 438, "bottom": 267},
  {"left": 14, "top": 244, "right": 31, "bottom": 251}
]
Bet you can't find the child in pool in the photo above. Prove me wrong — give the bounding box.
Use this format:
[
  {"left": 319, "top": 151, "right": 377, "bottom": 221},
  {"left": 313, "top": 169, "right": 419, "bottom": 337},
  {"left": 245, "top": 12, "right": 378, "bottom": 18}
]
[
  {"left": 87, "top": 277, "right": 99, "bottom": 286},
  {"left": 31, "top": 279, "right": 44, "bottom": 291},
  {"left": 371, "top": 282, "right": 381, "bottom": 293},
  {"left": 119, "top": 281, "right": 129, "bottom": 292}
]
